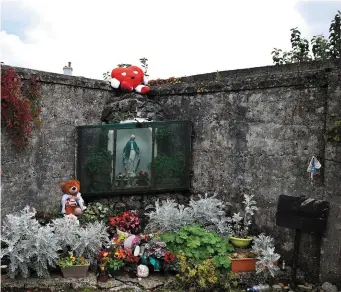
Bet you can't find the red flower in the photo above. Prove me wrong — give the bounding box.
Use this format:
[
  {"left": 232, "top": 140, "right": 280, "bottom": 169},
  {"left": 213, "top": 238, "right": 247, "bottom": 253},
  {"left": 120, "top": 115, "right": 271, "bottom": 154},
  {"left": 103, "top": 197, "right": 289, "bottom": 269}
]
[{"left": 164, "top": 251, "right": 176, "bottom": 264}]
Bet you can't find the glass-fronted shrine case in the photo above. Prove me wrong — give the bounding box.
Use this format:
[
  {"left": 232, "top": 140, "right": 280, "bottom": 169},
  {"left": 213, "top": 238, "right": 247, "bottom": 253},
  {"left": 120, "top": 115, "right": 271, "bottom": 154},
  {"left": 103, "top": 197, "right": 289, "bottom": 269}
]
[{"left": 76, "top": 121, "right": 191, "bottom": 196}]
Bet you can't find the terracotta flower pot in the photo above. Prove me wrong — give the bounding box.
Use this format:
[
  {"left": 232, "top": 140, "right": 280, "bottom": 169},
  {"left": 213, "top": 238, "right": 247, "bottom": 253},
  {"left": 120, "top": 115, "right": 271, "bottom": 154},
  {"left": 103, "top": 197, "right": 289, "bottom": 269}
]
[
  {"left": 60, "top": 264, "right": 90, "bottom": 278},
  {"left": 230, "top": 257, "right": 256, "bottom": 272},
  {"left": 229, "top": 236, "right": 253, "bottom": 248}
]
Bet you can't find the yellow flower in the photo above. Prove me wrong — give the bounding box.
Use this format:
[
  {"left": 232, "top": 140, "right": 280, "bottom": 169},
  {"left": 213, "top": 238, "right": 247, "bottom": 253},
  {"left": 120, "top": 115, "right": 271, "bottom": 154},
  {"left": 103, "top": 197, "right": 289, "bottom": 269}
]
[
  {"left": 103, "top": 252, "right": 108, "bottom": 257},
  {"left": 100, "top": 266, "right": 105, "bottom": 271},
  {"left": 71, "top": 257, "right": 76, "bottom": 262}
]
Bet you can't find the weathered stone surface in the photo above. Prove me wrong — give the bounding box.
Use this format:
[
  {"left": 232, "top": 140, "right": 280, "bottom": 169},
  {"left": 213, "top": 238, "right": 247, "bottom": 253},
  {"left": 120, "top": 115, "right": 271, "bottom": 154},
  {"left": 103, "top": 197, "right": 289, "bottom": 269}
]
[
  {"left": 97, "top": 278, "right": 124, "bottom": 289},
  {"left": 272, "top": 284, "right": 283, "bottom": 290},
  {"left": 0, "top": 272, "right": 97, "bottom": 290},
  {"left": 136, "top": 275, "right": 167, "bottom": 289},
  {"left": 298, "top": 284, "right": 314, "bottom": 291},
  {"left": 1, "top": 61, "right": 341, "bottom": 284},
  {"left": 321, "top": 282, "right": 338, "bottom": 292}
]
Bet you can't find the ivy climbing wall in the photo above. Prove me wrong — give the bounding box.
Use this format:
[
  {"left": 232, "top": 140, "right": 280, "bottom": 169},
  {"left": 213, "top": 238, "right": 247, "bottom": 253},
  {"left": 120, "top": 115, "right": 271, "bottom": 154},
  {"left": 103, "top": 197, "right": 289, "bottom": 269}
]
[{"left": 1, "top": 60, "right": 341, "bottom": 284}]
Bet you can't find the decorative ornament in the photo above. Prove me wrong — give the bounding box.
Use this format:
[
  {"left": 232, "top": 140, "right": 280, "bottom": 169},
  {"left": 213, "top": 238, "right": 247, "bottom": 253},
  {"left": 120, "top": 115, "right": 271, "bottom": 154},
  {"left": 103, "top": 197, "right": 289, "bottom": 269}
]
[
  {"left": 134, "top": 245, "right": 140, "bottom": 257},
  {"left": 137, "top": 264, "right": 149, "bottom": 278},
  {"left": 110, "top": 66, "right": 150, "bottom": 94},
  {"left": 307, "top": 156, "right": 322, "bottom": 180}
]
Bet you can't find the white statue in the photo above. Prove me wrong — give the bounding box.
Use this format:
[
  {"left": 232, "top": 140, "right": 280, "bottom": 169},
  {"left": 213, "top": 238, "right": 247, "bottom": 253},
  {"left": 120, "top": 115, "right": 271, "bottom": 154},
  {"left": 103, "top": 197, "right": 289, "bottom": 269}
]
[{"left": 123, "top": 135, "right": 140, "bottom": 178}]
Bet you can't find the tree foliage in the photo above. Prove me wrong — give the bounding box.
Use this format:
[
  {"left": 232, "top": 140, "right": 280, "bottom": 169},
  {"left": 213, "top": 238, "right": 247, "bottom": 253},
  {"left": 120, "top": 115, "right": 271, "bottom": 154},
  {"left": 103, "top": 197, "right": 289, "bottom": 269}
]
[{"left": 272, "top": 11, "right": 341, "bottom": 64}]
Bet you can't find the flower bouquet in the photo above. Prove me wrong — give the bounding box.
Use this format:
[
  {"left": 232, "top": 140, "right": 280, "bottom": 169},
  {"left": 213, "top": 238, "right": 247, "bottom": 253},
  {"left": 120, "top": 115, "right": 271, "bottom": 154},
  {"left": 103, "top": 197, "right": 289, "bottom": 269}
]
[
  {"left": 108, "top": 211, "right": 140, "bottom": 235},
  {"left": 116, "top": 172, "right": 127, "bottom": 188},
  {"left": 58, "top": 252, "right": 89, "bottom": 278},
  {"left": 97, "top": 249, "right": 125, "bottom": 280},
  {"left": 142, "top": 238, "right": 168, "bottom": 271},
  {"left": 137, "top": 170, "right": 149, "bottom": 186}
]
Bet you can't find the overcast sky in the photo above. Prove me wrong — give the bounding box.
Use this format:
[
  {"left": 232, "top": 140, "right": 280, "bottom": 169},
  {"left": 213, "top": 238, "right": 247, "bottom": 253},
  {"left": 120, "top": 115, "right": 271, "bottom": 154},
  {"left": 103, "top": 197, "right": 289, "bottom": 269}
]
[{"left": 1, "top": 0, "right": 340, "bottom": 80}]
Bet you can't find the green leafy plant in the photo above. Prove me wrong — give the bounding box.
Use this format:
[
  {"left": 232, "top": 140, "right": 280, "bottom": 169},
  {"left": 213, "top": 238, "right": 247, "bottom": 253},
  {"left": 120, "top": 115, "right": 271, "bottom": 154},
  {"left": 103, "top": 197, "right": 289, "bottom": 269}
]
[
  {"left": 78, "top": 202, "right": 112, "bottom": 224},
  {"left": 272, "top": 10, "right": 340, "bottom": 64},
  {"left": 161, "top": 224, "right": 234, "bottom": 270},
  {"left": 107, "top": 258, "right": 125, "bottom": 271},
  {"left": 176, "top": 254, "right": 239, "bottom": 292},
  {"left": 86, "top": 149, "right": 113, "bottom": 175},
  {"left": 148, "top": 153, "right": 184, "bottom": 181}
]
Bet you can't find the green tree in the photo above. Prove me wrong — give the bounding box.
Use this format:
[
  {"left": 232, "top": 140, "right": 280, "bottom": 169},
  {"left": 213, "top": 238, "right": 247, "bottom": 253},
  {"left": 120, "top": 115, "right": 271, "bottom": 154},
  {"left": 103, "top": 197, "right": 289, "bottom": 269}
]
[{"left": 272, "top": 10, "right": 341, "bottom": 64}]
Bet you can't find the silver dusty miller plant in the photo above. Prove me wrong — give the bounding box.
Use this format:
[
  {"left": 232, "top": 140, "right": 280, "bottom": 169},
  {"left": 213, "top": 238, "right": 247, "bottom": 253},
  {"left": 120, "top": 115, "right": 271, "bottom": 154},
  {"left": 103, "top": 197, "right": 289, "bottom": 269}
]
[
  {"left": 252, "top": 233, "right": 281, "bottom": 277},
  {"left": 228, "top": 194, "right": 258, "bottom": 238},
  {"left": 144, "top": 199, "right": 194, "bottom": 233},
  {"left": 144, "top": 193, "right": 232, "bottom": 234},
  {"left": 1, "top": 207, "right": 111, "bottom": 278},
  {"left": 1, "top": 206, "right": 61, "bottom": 279},
  {"left": 52, "top": 217, "right": 110, "bottom": 264}
]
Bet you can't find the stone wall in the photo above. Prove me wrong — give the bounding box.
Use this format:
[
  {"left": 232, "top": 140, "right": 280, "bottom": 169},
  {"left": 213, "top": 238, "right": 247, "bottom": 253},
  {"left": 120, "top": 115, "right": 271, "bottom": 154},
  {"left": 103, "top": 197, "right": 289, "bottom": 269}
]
[{"left": 1, "top": 61, "right": 341, "bottom": 284}]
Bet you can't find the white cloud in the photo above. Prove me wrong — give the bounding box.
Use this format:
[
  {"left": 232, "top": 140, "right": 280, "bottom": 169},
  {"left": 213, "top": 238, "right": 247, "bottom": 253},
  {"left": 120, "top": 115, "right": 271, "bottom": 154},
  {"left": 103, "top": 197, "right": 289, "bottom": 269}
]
[{"left": 1, "top": 0, "right": 310, "bottom": 80}]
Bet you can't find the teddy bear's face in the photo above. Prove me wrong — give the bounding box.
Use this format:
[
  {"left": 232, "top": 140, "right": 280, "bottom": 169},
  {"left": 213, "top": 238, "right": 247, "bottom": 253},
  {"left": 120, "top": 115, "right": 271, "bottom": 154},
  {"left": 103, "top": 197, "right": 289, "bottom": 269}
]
[{"left": 61, "top": 180, "right": 80, "bottom": 195}]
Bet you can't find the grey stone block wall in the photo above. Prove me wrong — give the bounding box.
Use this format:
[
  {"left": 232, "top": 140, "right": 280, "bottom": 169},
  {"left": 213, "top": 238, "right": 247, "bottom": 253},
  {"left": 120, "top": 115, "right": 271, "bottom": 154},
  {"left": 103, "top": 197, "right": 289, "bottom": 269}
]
[{"left": 1, "top": 61, "right": 340, "bottom": 284}]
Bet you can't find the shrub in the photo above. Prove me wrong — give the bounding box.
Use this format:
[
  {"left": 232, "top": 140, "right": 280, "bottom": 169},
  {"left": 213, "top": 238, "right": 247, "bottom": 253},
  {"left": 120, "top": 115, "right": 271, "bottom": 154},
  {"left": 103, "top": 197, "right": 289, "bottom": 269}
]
[
  {"left": 145, "top": 193, "right": 231, "bottom": 234},
  {"left": 1, "top": 207, "right": 61, "bottom": 278},
  {"left": 161, "top": 224, "right": 233, "bottom": 270},
  {"left": 176, "top": 255, "right": 239, "bottom": 292}
]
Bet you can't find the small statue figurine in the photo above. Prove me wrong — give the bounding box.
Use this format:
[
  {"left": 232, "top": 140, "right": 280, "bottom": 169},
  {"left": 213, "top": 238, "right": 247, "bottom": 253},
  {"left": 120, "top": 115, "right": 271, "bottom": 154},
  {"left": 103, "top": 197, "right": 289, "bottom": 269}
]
[
  {"left": 123, "top": 134, "right": 140, "bottom": 180},
  {"left": 60, "top": 180, "right": 86, "bottom": 215},
  {"left": 137, "top": 264, "right": 149, "bottom": 278}
]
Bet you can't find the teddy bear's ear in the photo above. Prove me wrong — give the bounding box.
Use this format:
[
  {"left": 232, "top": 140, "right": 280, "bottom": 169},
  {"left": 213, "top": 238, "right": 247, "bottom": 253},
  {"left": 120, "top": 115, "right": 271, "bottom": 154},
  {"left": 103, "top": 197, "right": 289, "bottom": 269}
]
[
  {"left": 75, "top": 180, "right": 80, "bottom": 185},
  {"left": 61, "top": 183, "right": 66, "bottom": 190}
]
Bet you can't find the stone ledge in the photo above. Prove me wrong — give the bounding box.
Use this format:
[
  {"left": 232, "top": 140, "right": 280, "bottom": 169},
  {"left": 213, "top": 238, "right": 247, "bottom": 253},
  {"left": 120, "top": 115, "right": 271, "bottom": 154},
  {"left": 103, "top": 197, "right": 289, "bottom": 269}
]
[
  {"left": 2, "top": 60, "right": 339, "bottom": 94},
  {"left": 0, "top": 272, "right": 171, "bottom": 291}
]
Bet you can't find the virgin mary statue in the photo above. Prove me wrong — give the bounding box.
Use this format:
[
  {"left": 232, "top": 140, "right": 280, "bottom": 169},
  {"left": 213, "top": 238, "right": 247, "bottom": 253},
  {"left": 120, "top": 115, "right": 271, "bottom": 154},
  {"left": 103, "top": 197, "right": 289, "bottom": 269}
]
[{"left": 123, "top": 135, "right": 140, "bottom": 177}]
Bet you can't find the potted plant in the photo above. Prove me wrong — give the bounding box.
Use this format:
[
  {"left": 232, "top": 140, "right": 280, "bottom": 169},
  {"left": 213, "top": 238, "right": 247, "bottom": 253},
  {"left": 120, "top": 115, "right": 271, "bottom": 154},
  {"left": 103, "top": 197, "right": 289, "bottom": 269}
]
[
  {"left": 162, "top": 251, "right": 178, "bottom": 276},
  {"left": 107, "top": 257, "right": 125, "bottom": 277},
  {"left": 142, "top": 238, "right": 168, "bottom": 271},
  {"left": 229, "top": 250, "right": 257, "bottom": 272},
  {"left": 58, "top": 252, "right": 90, "bottom": 278},
  {"left": 137, "top": 170, "right": 149, "bottom": 186},
  {"left": 228, "top": 194, "right": 258, "bottom": 248},
  {"left": 116, "top": 172, "right": 128, "bottom": 188},
  {"left": 97, "top": 250, "right": 111, "bottom": 282}
]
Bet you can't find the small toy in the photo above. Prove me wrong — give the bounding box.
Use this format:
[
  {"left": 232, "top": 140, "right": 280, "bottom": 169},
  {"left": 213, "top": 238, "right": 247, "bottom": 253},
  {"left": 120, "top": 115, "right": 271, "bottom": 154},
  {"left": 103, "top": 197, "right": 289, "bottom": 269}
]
[
  {"left": 137, "top": 264, "right": 149, "bottom": 278},
  {"left": 110, "top": 65, "right": 150, "bottom": 94},
  {"left": 60, "top": 180, "right": 86, "bottom": 215}
]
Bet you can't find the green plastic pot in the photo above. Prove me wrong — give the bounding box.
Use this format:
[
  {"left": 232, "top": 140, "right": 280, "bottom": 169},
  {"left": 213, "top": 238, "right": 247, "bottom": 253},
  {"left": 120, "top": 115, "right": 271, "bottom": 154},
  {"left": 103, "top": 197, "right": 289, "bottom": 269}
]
[{"left": 229, "top": 236, "right": 253, "bottom": 248}]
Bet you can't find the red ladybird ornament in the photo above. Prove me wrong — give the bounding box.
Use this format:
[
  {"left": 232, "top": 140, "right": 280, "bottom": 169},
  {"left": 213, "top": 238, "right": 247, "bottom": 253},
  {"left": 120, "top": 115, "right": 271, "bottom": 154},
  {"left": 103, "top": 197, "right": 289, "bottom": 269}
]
[{"left": 110, "top": 66, "right": 150, "bottom": 94}]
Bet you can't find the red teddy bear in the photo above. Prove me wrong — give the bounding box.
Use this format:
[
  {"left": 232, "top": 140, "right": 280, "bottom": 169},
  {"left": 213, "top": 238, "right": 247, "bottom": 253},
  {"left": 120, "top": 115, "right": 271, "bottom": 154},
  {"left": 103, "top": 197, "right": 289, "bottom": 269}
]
[{"left": 110, "top": 65, "right": 150, "bottom": 94}]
